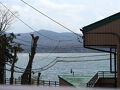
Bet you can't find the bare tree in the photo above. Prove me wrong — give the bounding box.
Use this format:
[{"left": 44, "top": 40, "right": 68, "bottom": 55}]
[
  {"left": 0, "top": 5, "right": 18, "bottom": 84},
  {"left": 0, "top": 5, "right": 18, "bottom": 33},
  {"left": 10, "top": 43, "right": 23, "bottom": 85},
  {"left": 21, "top": 34, "right": 39, "bottom": 85}
]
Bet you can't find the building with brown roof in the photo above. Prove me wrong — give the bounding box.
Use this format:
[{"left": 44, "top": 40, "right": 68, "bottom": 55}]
[{"left": 81, "top": 12, "right": 120, "bottom": 88}]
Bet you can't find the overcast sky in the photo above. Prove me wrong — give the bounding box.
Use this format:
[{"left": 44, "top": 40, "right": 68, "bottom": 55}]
[{"left": 1, "top": 0, "right": 120, "bottom": 33}]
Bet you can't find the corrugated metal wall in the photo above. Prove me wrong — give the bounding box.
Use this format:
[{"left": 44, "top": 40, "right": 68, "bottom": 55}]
[{"left": 84, "top": 19, "right": 120, "bottom": 47}]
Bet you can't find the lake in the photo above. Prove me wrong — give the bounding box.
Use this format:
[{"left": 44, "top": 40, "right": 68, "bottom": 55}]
[{"left": 6, "top": 53, "right": 110, "bottom": 81}]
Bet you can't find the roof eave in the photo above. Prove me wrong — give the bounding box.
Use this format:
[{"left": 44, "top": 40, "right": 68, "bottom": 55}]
[{"left": 82, "top": 12, "right": 120, "bottom": 33}]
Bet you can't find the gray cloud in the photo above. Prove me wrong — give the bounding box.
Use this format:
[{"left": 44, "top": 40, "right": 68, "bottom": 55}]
[{"left": 2, "top": 0, "right": 120, "bottom": 33}]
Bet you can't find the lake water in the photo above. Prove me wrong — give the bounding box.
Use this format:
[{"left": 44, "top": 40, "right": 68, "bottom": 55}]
[{"left": 6, "top": 53, "right": 110, "bottom": 81}]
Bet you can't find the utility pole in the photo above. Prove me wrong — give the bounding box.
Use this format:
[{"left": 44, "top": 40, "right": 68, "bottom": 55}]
[{"left": 21, "top": 34, "right": 39, "bottom": 85}]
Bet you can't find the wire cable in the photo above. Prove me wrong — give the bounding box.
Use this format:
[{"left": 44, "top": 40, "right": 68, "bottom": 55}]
[
  {"left": 33, "top": 58, "right": 110, "bottom": 73},
  {"left": 3, "top": 54, "right": 111, "bottom": 73},
  {"left": 15, "top": 37, "right": 51, "bottom": 47},
  {"left": 0, "top": 2, "right": 59, "bottom": 42},
  {"left": 56, "top": 53, "right": 109, "bottom": 58},
  {"left": 0, "top": 67, "right": 23, "bottom": 73},
  {"left": 2, "top": 41, "right": 61, "bottom": 73},
  {"left": 57, "top": 58, "right": 110, "bottom": 62},
  {"left": 19, "top": 0, "right": 82, "bottom": 39},
  {"left": 33, "top": 58, "right": 57, "bottom": 71},
  {"left": 32, "top": 41, "right": 60, "bottom": 69},
  {"left": 0, "top": 61, "right": 24, "bottom": 73}
]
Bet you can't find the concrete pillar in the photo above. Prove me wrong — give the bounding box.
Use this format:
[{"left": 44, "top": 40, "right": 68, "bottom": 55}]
[{"left": 117, "top": 43, "right": 120, "bottom": 87}]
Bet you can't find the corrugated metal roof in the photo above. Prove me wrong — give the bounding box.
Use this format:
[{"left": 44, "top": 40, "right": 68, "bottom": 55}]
[
  {"left": 82, "top": 12, "right": 120, "bottom": 33},
  {"left": 58, "top": 75, "right": 92, "bottom": 87}
]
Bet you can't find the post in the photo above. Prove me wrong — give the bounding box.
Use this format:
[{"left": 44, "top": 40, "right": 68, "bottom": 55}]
[
  {"left": 117, "top": 43, "right": 120, "bottom": 87},
  {"left": 49, "top": 81, "right": 50, "bottom": 86},
  {"left": 114, "top": 49, "right": 117, "bottom": 88},
  {"left": 103, "top": 72, "right": 104, "bottom": 78},
  {"left": 15, "top": 78, "right": 17, "bottom": 85},
  {"left": 110, "top": 48, "right": 112, "bottom": 72},
  {"left": 37, "top": 73, "right": 41, "bottom": 86},
  {"left": 73, "top": 72, "right": 74, "bottom": 76},
  {"left": 43, "top": 80, "right": 44, "bottom": 86},
  {"left": 55, "top": 81, "right": 56, "bottom": 86},
  {"left": 4, "top": 78, "right": 6, "bottom": 84}
]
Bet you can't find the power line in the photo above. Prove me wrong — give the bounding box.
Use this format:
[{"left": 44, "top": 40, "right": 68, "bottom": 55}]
[
  {"left": 57, "top": 58, "right": 110, "bottom": 62},
  {"left": 32, "top": 53, "right": 110, "bottom": 71},
  {"left": 15, "top": 38, "right": 84, "bottom": 50},
  {"left": 56, "top": 54, "right": 110, "bottom": 58},
  {"left": 16, "top": 36, "right": 82, "bottom": 49},
  {"left": 4, "top": 57, "right": 110, "bottom": 73},
  {"left": 15, "top": 37, "right": 53, "bottom": 47},
  {"left": 33, "top": 58, "right": 57, "bottom": 71},
  {"left": 32, "top": 41, "right": 60, "bottom": 68},
  {"left": 33, "top": 58, "right": 110, "bottom": 73},
  {"left": 0, "top": 60, "right": 24, "bottom": 73},
  {"left": 0, "top": 1, "right": 83, "bottom": 45},
  {"left": 15, "top": 38, "right": 60, "bottom": 50},
  {"left": 4, "top": 41, "right": 61, "bottom": 72},
  {"left": 4, "top": 57, "right": 56, "bottom": 73},
  {"left": 14, "top": 42, "right": 31, "bottom": 47},
  {"left": 3, "top": 53, "right": 111, "bottom": 73},
  {"left": 36, "top": 46, "right": 83, "bottom": 49},
  {"left": 0, "top": 59, "right": 36, "bottom": 73},
  {"left": 16, "top": 37, "right": 31, "bottom": 43},
  {"left": 18, "top": 53, "right": 109, "bottom": 71},
  {"left": 13, "top": 41, "right": 31, "bottom": 52},
  {"left": 5, "top": 53, "right": 110, "bottom": 72},
  {"left": 19, "top": 0, "right": 82, "bottom": 39},
  {"left": 0, "top": 2, "right": 82, "bottom": 43},
  {"left": 0, "top": 2, "right": 59, "bottom": 42},
  {"left": 1, "top": 67, "right": 23, "bottom": 73},
  {"left": 16, "top": 36, "right": 81, "bottom": 48},
  {"left": 16, "top": 32, "right": 75, "bottom": 43}
]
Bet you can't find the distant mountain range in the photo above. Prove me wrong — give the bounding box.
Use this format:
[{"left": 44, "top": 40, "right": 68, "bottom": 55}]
[{"left": 15, "top": 30, "right": 99, "bottom": 53}]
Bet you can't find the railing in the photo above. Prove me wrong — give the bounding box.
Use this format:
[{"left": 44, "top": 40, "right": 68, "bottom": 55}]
[
  {"left": 42, "top": 80, "right": 59, "bottom": 86},
  {"left": 98, "top": 71, "right": 115, "bottom": 78},
  {"left": 5, "top": 78, "right": 21, "bottom": 85},
  {"left": 87, "top": 73, "right": 98, "bottom": 87},
  {"left": 4, "top": 78, "right": 59, "bottom": 86},
  {"left": 87, "top": 71, "right": 116, "bottom": 87}
]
